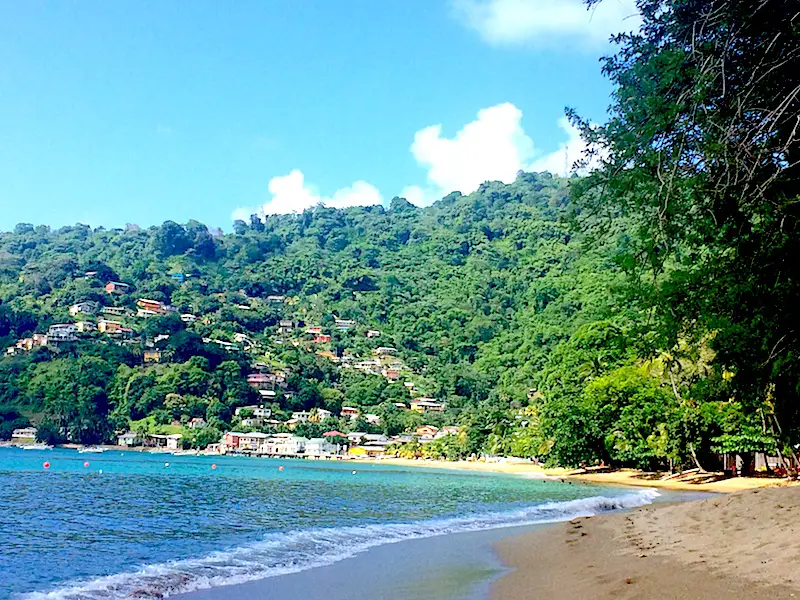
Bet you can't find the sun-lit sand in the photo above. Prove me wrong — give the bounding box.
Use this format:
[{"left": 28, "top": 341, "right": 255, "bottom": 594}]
[
  {"left": 362, "top": 457, "right": 796, "bottom": 493},
  {"left": 492, "top": 486, "right": 800, "bottom": 599}
]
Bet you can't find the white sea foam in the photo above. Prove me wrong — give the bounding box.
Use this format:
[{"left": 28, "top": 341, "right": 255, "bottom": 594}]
[{"left": 21, "top": 489, "right": 659, "bottom": 600}]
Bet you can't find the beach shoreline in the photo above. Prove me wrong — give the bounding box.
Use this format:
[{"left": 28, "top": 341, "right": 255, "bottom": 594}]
[
  {"left": 491, "top": 486, "right": 800, "bottom": 600},
  {"left": 357, "top": 456, "right": 797, "bottom": 494}
]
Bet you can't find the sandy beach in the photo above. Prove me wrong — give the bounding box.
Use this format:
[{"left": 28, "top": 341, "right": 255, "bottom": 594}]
[
  {"left": 364, "top": 457, "right": 795, "bottom": 493},
  {"left": 493, "top": 486, "right": 800, "bottom": 599}
]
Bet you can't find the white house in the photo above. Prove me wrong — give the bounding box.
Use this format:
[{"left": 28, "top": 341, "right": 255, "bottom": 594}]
[
  {"left": 69, "top": 301, "right": 97, "bottom": 317},
  {"left": 291, "top": 410, "right": 312, "bottom": 423},
  {"left": 305, "top": 438, "right": 338, "bottom": 456},
  {"left": 235, "top": 405, "right": 272, "bottom": 419},
  {"left": 48, "top": 324, "right": 78, "bottom": 343},
  {"left": 266, "top": 434, "right": 307, "bottom": 455},
  {"left": 12, "top": 427, "right": 37, "bottom": 440},
  {"left": 117, "top": 431, "right": 140, "bottom": 447}
]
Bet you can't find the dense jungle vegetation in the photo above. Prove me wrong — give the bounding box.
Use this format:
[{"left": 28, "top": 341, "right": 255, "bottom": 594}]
[{"left": 1, "top": 0, "right": 797, "bottom": 472}]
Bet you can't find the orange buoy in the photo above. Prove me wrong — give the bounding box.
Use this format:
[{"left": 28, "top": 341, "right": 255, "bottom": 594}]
[
  {"left": 83, "top": 461, "right": 90, "bottom": 467},
  {"left": 278, "top": 465, "right": 284, "bottom": 472},
  {"left": 43, "top": 462, "right": 50, "bottom": 469},
  {"left": 211, "top": 464, "right": 217, "bottom": 470}
]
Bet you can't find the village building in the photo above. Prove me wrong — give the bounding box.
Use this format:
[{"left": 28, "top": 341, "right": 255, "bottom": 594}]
[
  {"left": 117, "top": 432, "right": 141, "bottom": 447},
  {"left": 105, "top": 281, "right": 131, "bottom": 295},
  {"left": 305, "top": 437, "right": 338, "bottom": 456},
  {"left": 180, "top": 313, "right": 197, "bottom": 323},
  {"left": 382, "top": 368, "right": 401, "bottom": 381},
  {"left": 102, "top": 306, "right": 126, "bottom": 316},
  {"left": 247, "top": 373, "right": 276, "bottom": 390},
  {"left": 364, "top": 413, "right": 381, "bottom": 425},
  {"left": 146, "top": 433, "right": 182, "bottom": 450},
  {"left": 334, "top": 319, "right": 356, "bottom": 331},
  {"left": 278, "top": 319, "right": 295, "bottom": 333},
  {"left": 74, "top": 321, "right": 96, "bottom": 333},
  {"left": 374, "top": 347, "right": 398, "bottom": 356},
  {"left": 435, "top": 426, "right": 460, "bottom": 439},
  {"left": 143, "top": 350, "right": 162, "bottom": 363},
  {"left": 267, "top": 295, "right": 286, "bottom": 303},
  {"left": 235, "top": 405, "right": 272, "bottom": 419},
  {"left": 97, "top": 319, "right": 123, "bottom": 334},
  {"left": 366, "top": 330, "right": 381, "bottom": 338},
  {"left": 312, "top": 334, "right": 331, "bottom": 344},
  {"left": 11, "top": 427, "right": 38, "bottom": 441},
  {"left": 349, "top": 443, "right": 389, "bottom": 458},
  {"left": 48, "top": 323, "right": 78, "bottom": 343},
  {"left": 340, "top": 406, "right": 360, "bottom": 420},
  {"left": 415, "top": 425, "right": 440, "bottom": 441},
  {"left": 305, "top": 326, "right": 323, "bottom": 335},
  {"left": 291, "top": 410, "right": 312, "bottom": 423},
  {"left": 347, "top": 432, "right": 367, "bottom": 444},
  {"left": 410, "top": 398, "right": 445, "bottom": 413},
  {"left": 263, "top": 433, "right": 307, "bottom": 455},
  {"left": 69, "top": 301, "right": 98, "bottom": 317}
]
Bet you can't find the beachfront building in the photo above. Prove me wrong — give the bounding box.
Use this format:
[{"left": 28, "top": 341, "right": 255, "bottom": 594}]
[
  {"left": 349, "top": 443, "right": 390, "bottom": 458},
  {"left": 415, "top": 425, "right": 440, "bottom": 441},
  {"left": 435, "top": 426, "right": 460, "bottom": 439},
  {"left": 305, "top": 438, "right": 338, "bottom": 457},
  {"left": 117, "top": 432, "right": 141, "bottom": 447},
  {"left": 147, "top": 433, "right": 183, "bottom": 450},
  {"left": 237, "top": 432, "right": 271, "bottom": 452},
  {"left": 11, "top": 427, "right": 37, "bottom": 441},
  {"left": 264, "top": 433, "right": 308, "bottom": 456}
]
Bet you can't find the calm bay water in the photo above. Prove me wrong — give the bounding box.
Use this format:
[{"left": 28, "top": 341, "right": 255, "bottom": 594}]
[{"left": 0, "top": 447, "right": 658, "bottom": 600}]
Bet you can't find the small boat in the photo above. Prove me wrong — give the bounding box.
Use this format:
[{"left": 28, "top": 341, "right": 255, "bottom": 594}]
[
  {"left": 78, "top": 447, "right": 105, "bottom": 454},
  {"left": 23, "top": 444, "right": 53, "bottom": 450}
]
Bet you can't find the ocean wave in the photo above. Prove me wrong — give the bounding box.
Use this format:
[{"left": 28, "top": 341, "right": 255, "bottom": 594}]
[{"left": 21, "top": 489, "right": 659, "bottom": 600}]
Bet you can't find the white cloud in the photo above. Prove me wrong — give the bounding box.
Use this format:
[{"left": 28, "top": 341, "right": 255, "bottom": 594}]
[
  {"left": 404, "top": 103, "right": 535, "bottom": 205},
  {"left": 232, "top": 169, "right": 383, "bottom": 220},
  {"left": 529, "top": 117, "right": 591, "bottom": 175},
  {"left": 452, "top": 0, "right": 640, "bottom": 47},
  {"left": 233, "top": 104, "right": 593, "bottom": 220}
]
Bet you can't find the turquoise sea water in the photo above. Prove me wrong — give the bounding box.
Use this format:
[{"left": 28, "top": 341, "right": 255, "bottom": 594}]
[{"left": 0, "top": 447, "right": 658, "bottom": 600}]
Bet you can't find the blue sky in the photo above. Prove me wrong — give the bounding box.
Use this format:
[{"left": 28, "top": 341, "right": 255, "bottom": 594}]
[{"left": 0, "top": 0, "right": 639, "bottom": 230}]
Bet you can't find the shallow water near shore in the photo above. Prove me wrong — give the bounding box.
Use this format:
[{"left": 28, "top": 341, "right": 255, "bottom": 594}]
[{"left": 1, "top": 447, "right": 659, "bottom": 600}]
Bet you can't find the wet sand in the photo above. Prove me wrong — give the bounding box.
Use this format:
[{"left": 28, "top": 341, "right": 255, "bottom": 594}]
[
  {"left": 177, "top": 525, "right": 540, "bottom": 600},
  {"left": 493, "top": 486, "right": 800, "bottom": 599}
]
